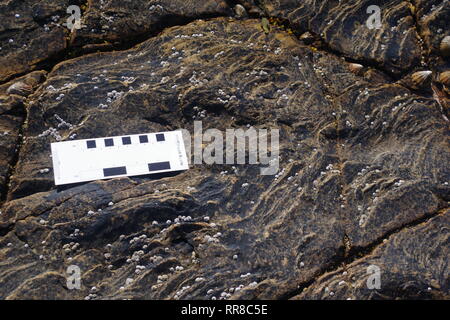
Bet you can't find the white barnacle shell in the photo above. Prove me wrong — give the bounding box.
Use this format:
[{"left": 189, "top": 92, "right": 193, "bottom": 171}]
[
  {"left": 411, "top": 70, "right": 432, "bottom": 89},
  {"left": 234, "top": 4, "right": 247, "bottom": 18},
  {"left": 348, "top": 63, "right": 364, "bottom": 75},
  {"left": 7, "top": 81, "right": 32, "bottom": 96},
  {"left": 440, "top": 35, "right": 450, "bottom": 57}
]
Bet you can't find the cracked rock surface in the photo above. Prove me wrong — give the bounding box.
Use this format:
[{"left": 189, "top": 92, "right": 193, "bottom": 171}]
[{"left": 0, "top": 1, "right": 449, "bottom": 300}]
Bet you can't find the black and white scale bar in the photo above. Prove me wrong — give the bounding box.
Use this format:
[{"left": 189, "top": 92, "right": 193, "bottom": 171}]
[
  {"left": 51, "top": 130, "right": 189, "bottom": 185},
  {"left": 148, "top": 161, "right": 171, "bottom": 172},
  {"left": 103, "top": 166, "right": 127, "bottom": 177}
]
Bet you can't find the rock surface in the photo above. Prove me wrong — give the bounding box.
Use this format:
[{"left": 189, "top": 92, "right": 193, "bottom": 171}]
[
  {"left": 0, "top": 0, "right": 69, "bottom": 82},
  {"left": 0, "top": 1, "right": 448, "bottom": 300},
  {"left": 0, "top": 0, "right": 231, "bottom": 82}
]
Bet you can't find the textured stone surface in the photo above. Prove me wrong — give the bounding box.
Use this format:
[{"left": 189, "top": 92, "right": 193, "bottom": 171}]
[
  {"left": 0, "top": 0, "right": 231, "bottom": 82},
  {"left": 0, "top": 1, "right": 448, "bottom": 300},
  {"left": 0, "top": 95, "right": 23, "bottom": 200},
  {"left": 294, "top": 212, "right": 449, "bottom": 300},
  {"left": 412, "top": 0, "right": 449, "bottom": 57},
  {"left": 0, "top": 71, "right": 47, "bottom": 200},
  {"left": 0, "top": 0, "right": 69, "bottom": 82},
  {"left": 70, "top": 0, "right": 231, "bottom": 48},
  {"left": 258, "top": 0, "right": 423, "bottom": 75}
]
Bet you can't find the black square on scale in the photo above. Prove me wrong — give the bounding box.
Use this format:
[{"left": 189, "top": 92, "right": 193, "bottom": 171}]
[
  {"left": 139, "top": 135, "right": 148, "bottom": 143},
  {"left": 86, "top": 140, "right": 96, "bottom": 149},
  {"left": 122, "top": 136, "right": 132, "bottom": 145},
  {"left": 104, "top": 138, "right": 114, "bottom": 147},
  {"left": 156, "top": 133, "right": 165, "bottom": 142}
]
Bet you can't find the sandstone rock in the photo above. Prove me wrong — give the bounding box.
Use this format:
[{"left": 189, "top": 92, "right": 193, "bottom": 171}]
[
  {"left": 0, "top": 0, "right": 69, "bottom": 82},
  {"left": 0, "top": 0, "right": 232, "bottom": 82},
  {"left": 0, "top": 96, "right": 24, "bottom": 201},
  {"left": 294, "top": 212, "right": 449, "bottom": 300},
  {"left": 70, "top": 0, "right": 231, "bottom": 49},
  {"left": 0, "top": 4, "right": 448, "bottom": 301},
  {"left": 259, "top": 0, "right": 423, "bottom": 75}
]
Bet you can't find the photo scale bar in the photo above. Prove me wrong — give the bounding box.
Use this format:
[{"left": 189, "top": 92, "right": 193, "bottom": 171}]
[
  {"left": 103, "top": 166, "right": 127, "bottom": 177},
  {"left": 148, "top": 161, "right": 171, "bottom": 172},
  {"left": 51, "top": 131, "right": 188, "bottom": 185}
]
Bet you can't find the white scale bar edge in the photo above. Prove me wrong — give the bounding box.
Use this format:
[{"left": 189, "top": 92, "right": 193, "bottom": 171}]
[{"left": 51, "top": 130, "right": 189, "bottom": 185}]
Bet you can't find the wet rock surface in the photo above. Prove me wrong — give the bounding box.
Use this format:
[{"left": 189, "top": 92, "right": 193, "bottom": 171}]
[
  {"left": 0, "top": 1, "right": 448, "bottom": 300},
  {"left": 0, "top": 0, "right": 69, "bottom": 82},
  {"left": 294, "top": 212, "right": 449, "bottom": 300},
  {"left": 259, "top": 0, "right": 423, "bottom": 75},
  {"left": 0, "top": 0, "right": 231, "bottom": 82},
  {"left": 0, "top": 95, "right": 22, "bottom": 199}
]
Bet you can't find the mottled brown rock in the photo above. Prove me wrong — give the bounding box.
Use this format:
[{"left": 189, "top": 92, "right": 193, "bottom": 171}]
[
  {"left": 70, "top": 0, "right": 232, "bottom": 48},
  {"left": 412, "top": 0, "right": 449, "bottom": 58},
  {"left": 0, "top": 0, "right": 69, "bottom": 82},
  {"left": 0, "top": 71, "right": 47, "bottom": 96},
  {"left": 294, "top": 212, "right": 449, "bottom": 300},
  {"left": 258, "top": 0, "right": 423, "bottom": 75},
  {"left": 0, "top": 95, "right": 23, "bottom": 200},
  {"left": 0, "top": 71, "right": 46, "bottom": 200},
  {"left": 0, "top": 0, "right": 232, "bottom": 83},
  {"left": 0, "top": 16, "right": 448, "bottom": 300}
]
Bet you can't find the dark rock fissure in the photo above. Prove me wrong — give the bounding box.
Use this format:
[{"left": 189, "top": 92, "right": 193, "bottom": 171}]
[
  {"left": 281, "top": 206, "right": 448, "bottom": 300},
  {"left": 0, "top": 102, "right": 26, "bottom": 204}
]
